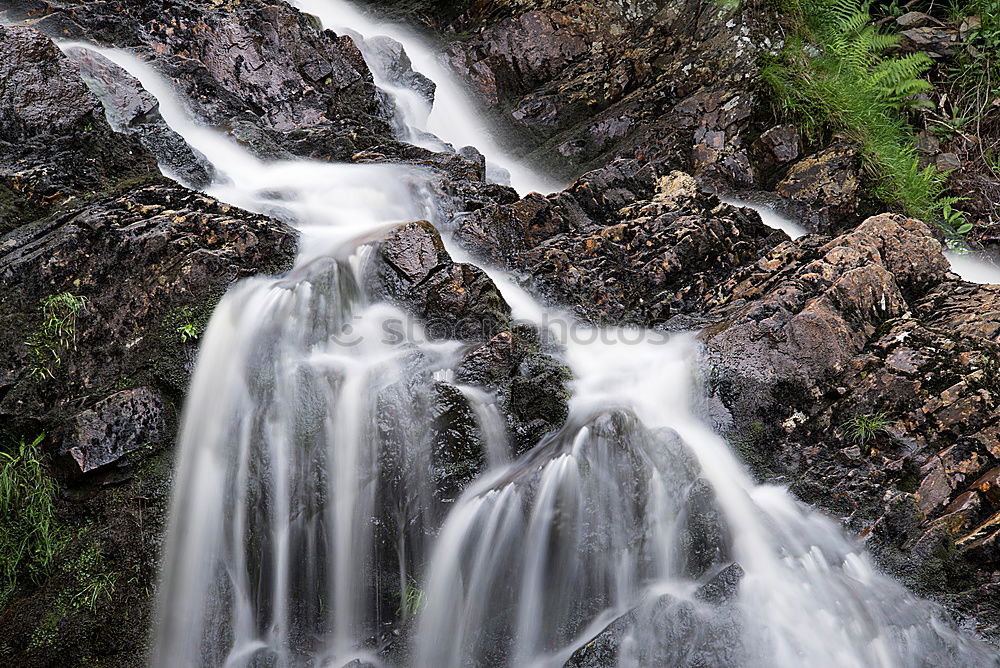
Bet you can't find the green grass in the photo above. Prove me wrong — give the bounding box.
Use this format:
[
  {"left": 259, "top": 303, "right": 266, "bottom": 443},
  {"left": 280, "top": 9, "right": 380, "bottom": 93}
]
[
  {"left": 25, "top": 292, "right": 88, "bottom": 379},
  {"left": 68, "top": 544, "right": 117, "bottom": 613},
  {"left": 399, "top": 579, "right": 425, "bottom": 621},
  {"left": 0, "top": 434, "right": 68, "bottom": 606},
  {"left": 842, "top": 411, "right": 892, "bottom": 451},
  {"left": 764, "top": 0, "right": 968, "bottom": 239}
]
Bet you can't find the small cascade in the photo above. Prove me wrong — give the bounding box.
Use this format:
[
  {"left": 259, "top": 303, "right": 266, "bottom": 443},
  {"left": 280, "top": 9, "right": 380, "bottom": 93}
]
[{"left": 57, "top": 3, "right": 997, "bottom": 667}]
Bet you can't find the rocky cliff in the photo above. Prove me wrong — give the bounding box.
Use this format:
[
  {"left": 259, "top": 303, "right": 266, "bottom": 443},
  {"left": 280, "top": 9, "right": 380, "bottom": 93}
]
[{"left": 1, "top": 0, "right": 998, "bottom": 664}]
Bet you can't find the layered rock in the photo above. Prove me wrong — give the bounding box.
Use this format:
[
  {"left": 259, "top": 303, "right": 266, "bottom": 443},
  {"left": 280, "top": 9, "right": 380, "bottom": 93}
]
[
  {"left": 0, "top": 22, "right": 297, "bottom": 666},
  {"left": 9, "top": 0, "right": 396, "bottom": 164}
]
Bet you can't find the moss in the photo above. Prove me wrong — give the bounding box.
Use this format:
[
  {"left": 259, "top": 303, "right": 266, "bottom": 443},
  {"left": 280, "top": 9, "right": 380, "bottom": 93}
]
[{"left": 148, "top": 296, "right": 222, "bottom": 395}]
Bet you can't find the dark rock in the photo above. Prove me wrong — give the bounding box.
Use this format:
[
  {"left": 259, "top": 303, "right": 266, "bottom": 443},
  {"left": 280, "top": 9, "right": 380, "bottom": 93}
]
[
  {"left": 896, "top": 12, "right": 943, "bottom": 29},
  {"left": 936, "top": 152, "right": 962, "bottom": 172},
  {"left": 430, "top": 382, "right": 487, "bottom": 502},
  {"left": 900, "top": 27, "right": 961, "bottom": 58},
  {"left": 366, "top": 220, "right": 511, "bottom": 341},
  {"left": 775, "top": 143, "right": 869, "bottom": 233},
  {"left": 0, "top": 24, "right": 159, "bottom": 233},
  {"left": 678, "top": 479, "right": 732, "bottom": 578},
  {"left": 16, "top": 0, "right": 396, "bottom": 162},
  {"left": 695, "top": 563, "right": 745, "bottom": 604},
  {"left": 58, "top": 387, "right": 168, "bottom": 473},
  {"left": 63, "top": 47, "right": 215, "bottom": 189}
]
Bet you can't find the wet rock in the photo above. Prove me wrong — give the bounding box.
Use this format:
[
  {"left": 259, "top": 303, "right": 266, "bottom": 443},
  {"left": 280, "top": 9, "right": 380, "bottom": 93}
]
[
  {"left": 435, "top": 0, "right": 779, "bottom": 184},
  {"left": 430, "top": 382, "right": 486, "bottom": 502},
  {"left": 456, "top": 329, "right": 571, "bottom": 454},
  {"left": 678, "top": 479, "right": 733, "bottom": 578},
  {"left": 366, "top": 220, "right": 511, "bottom": 341},
  {"left": 695, "top": 563, "right": 745, "bottom": 604},
  {"left": 58, "top": 387, "right": 168, "bottom": 473},
  {"left": 705, "top": 213, "right": 948, "bottom": 430},
  {"left": 775, "top": 143, "right": 869, "bottom": 233},
  {"left": 565, "top": 590, "right": 744, "bottom": 667},
  {"left": 445, "top": 8, "right": 596, "bottom": 106},
  {"left": 15, "top": 0, "right": 396, "bottom": 162},
  {"left": 0, "top": 24, "right": 159, "bottom": 233},
  {"left": 63, "top": 47, "right": 214, "bottom": 189},
  {"left": 364, "top": 35, "right": 436, "bottom": 105},
  {"left": 523, "top": 177, "right": 778, "bottom": 325}
]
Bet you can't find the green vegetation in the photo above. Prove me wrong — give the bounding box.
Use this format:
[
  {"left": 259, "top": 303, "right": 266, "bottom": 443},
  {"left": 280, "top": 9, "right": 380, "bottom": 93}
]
[
  {"left": 69, "top": 544, "right": 117, "bottom": 613},
  {"left": 764, "top": 0, "right": 964, "bottom": 238},
  {"left": 843, "top": 411, "right": 892, "bottom": 451},
  {"left": 399, "top": 579, "right": 425, "bottom": 621},
  {"left": 175, "top": 306, "right": 201, "bottom": 343},
  {"left": 0, "top": 434, "right": 68, "bottom": 606},
  {"left": 25, "top": 292, "right": 88, "bottom": 379}
]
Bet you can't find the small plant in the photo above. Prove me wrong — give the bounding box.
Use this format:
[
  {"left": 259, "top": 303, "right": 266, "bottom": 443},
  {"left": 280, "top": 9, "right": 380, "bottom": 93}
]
[
  {"left": 399, "top": 579, "right": 425, "bottom": 621},
  {"left": 0, "top": 433, "right": 68, "bottom": 606},
  {"left": 68, "top": 544, "right": 117, "bottom": 613},
  {"left": 843, "top": 411, "right": 892, "bottom": 452},
  {"left": 941, "top": 198, "right": 974, "bottom": 248},
  {"left": 176, "top": 307, "right": 201, "bottom": 343},
  {"left": 25, "top": 292, "right": 88, "bottom": 379}
]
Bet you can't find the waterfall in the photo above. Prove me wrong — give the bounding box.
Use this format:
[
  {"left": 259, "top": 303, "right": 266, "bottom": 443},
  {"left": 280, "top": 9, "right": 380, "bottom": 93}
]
[{"left": 61, "top": 2, "right": 996, "bottom": 666}]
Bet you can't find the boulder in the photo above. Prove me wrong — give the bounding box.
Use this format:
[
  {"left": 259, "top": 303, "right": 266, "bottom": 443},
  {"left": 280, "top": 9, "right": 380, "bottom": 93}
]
[
  {"left": 58, "top": 387, "right": 168, "bottom": 473},
  {"left": 365, "top": 220, "right": 511, "bottom": 342}
]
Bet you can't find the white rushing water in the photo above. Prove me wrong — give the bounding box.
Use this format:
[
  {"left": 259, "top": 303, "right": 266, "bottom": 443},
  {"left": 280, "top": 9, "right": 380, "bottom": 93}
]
[{"left": 60, "top": 2, "right": 998, "bottom": 666}]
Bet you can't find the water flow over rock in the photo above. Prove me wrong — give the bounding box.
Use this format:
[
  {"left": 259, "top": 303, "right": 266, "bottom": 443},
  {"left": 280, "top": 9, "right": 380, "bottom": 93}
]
[{"left": 58, "top": 3, "right": 992, "bottom": 667}]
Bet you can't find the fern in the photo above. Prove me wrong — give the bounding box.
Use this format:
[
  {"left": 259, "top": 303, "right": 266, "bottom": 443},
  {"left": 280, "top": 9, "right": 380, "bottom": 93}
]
[{"left": 765, "top": 0, "right": 956, "bottom": 227}]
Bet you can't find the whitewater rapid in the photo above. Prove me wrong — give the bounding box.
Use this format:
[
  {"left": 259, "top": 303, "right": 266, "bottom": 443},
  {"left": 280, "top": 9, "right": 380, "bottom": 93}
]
[{"left": 57, "top": 2, "right": 999, "bottom": 666}]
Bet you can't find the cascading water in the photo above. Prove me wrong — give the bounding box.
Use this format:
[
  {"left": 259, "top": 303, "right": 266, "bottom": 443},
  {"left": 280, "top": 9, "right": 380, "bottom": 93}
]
[{"left": 60, "top": 2, "right": 997, "bottom": 666}]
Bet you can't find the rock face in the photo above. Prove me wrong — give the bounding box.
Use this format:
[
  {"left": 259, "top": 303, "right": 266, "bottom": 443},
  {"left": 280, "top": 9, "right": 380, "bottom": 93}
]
[
  {"left": 0, "top": 20, "right": 297, "bottom": 667},
  {"left": 9, "top": 0, "right": 396, "bottom": 165},
  {"left": 0, "top": 24, "right": 159, "bottom": 234},
  {"left": 2, "top": 0, "right": 1000, "bottom": 661}
]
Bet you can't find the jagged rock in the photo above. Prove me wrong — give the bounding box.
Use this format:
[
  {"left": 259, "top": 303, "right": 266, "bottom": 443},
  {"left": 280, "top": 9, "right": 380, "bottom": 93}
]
[
  {"left": 695, "top": 563, "right": 745, "bottom": 604},
  {"left": 433, "top": 0, "right": 780, "bottom": 184},
  {"left": 457, "top": 329, "right": 571, "bottom": 453},
  {"left": 364, "top": 34, "right": 436, "bottom": 105},
  {"left": 775, "top": 143, "right": 869, "bottom": 233},
  {"left": 14, "top": 0, "right": 396, "bottom": 162},
  {"left": 509, "top": 168, "right": 780, "bottom": 325},
  {"left": 0, "top": 24, "right": 159, "bottom": 233},
  {"left": 756, "top": 124, "right": 801, "bottom": 163},
  {"left": 58, "top": 387, "right": 168, "bottom": 473},
  {"left": 63, "top": 47, "right": 214, "bottom": 188},
  {"left": 366, "top": 220, "right": 511, "bottom": 341}
]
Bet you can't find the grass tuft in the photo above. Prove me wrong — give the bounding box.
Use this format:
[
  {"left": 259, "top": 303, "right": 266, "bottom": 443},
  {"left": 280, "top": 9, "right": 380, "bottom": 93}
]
[{"left": 0, "top": 433, "right": 68, "bottom": 606}]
